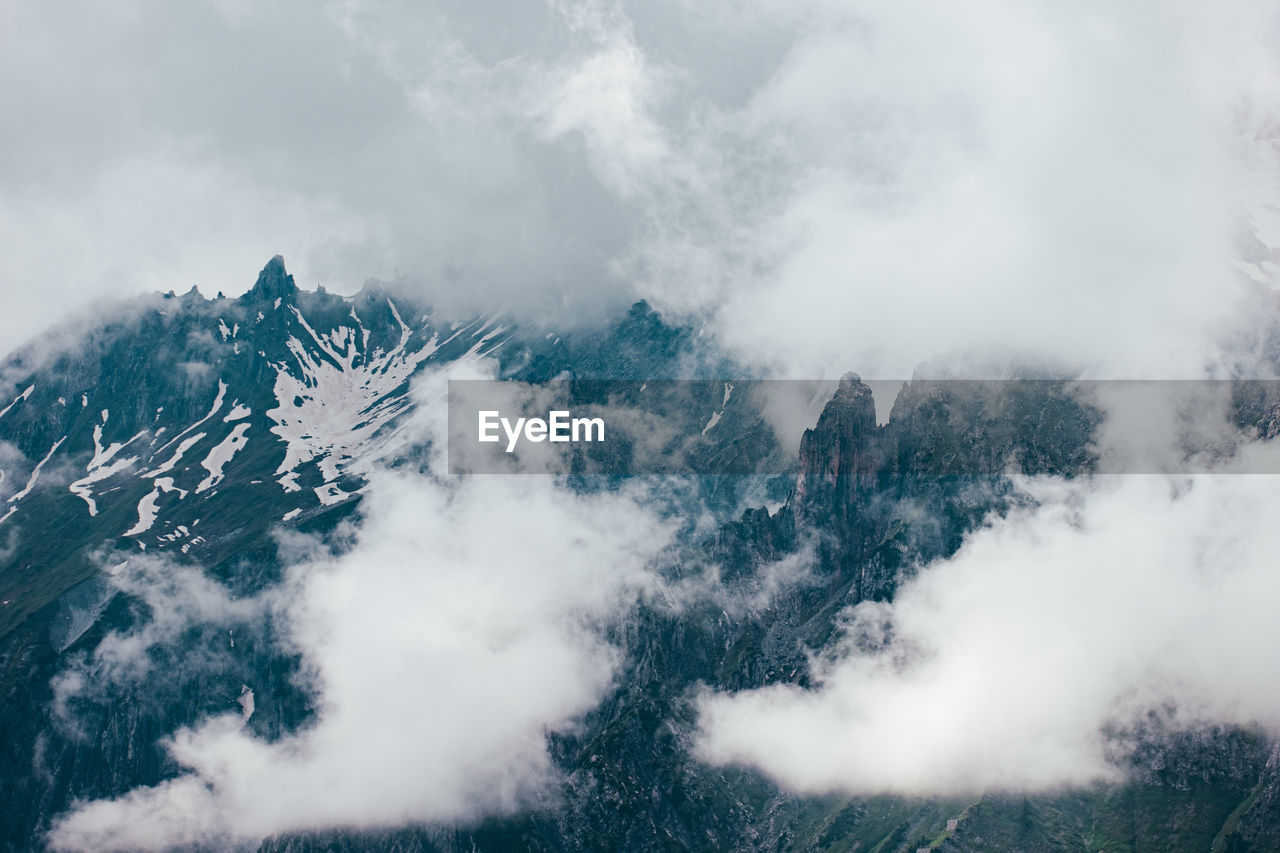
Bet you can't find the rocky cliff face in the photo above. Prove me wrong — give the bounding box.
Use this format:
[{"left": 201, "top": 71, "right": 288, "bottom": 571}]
[
  {"left": 1, "top": 261, "right": 1278, "bottom": 852},
  {"left": 793, "top": 375, "right": 879, "bottom": 512}
]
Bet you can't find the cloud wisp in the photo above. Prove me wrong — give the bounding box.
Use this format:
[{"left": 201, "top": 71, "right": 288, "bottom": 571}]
[{"left": 47, "top": 369, "right": 675, "bottom": 852}]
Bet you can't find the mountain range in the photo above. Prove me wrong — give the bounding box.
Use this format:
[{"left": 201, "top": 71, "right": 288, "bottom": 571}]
[{"left": 2, "top": 257, "right": 1279, "bottom": 852}]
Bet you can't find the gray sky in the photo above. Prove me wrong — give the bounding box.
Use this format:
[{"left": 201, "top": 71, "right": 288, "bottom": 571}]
[{"left": 5, "top": 0, "right": 1280, "bottom": 377}]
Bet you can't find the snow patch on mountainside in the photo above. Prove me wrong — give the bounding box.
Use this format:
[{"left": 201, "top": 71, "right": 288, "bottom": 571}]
[
  {"left": 153, "top": 381, "right": 226, "bottom": 457},
  {"left": 125, "top": 490, "right": 162, "bottom": 537},
  {"left": 702, "top": 383, "right": 735, "bottom": 435},
  {"left": 223, "top": 403, "right": 250, "bottom": 422},
  {"left": 145, "top": 433, "right": 206, "bottom": 478},
  {"left": 0, "top": 384, "right": 34, "bottom": 420},
  {"left": 195, "top": 423, "right": 251, "bottom": 494},
  {"left": 266, "top": 299, "right": 446, "bottom": 493},
  {"left": 237, "top": 685, "right": 255, "bottom": 725},
  {"left": 125, "top": 477, "right": 187, "bottom": 537},
  {"left": 315, "top": 482, "right": 355, "bottom": 506},
  {"left": 1, "top": 436, "right": 66, "bottom": 524},
  {"left": 70, "top": 413, "right": 147, "bottom": 516}
]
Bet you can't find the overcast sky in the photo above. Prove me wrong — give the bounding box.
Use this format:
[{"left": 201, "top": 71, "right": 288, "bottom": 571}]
[
  {"left": 4, "top": 0, "right": 1280, "bottom": 376},
  {"left": 13, "top": 2, "right": 1280, "bottom": 847}
]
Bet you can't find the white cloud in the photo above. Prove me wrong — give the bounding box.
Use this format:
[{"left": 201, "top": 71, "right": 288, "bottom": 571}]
[
  {"left": 48, "top": 363, "right": 675, "bottom": 851},
  {"left": 695, "top": 439, "right": 1280, "bottom": 795},
  {"left": 627, "top": 0, "right": 1280, "bottom": 379},
  {"left": 535, "top": 0, "right": 673, "bottom": 197},
  {"left": 5, "top": 0, "right": 1280, "bottom": 378},
  {"left": 48, "top": 553, "right": 273, "bottom": 741},
  {"left": 0, "top": 0, "right": 641, "bottom": 354}
]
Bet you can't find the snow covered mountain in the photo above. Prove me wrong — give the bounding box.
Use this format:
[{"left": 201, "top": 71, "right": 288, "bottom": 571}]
[
  {"left": 3, "top": 258, "right": 1280, "bottom": 852},
  {"left": 0, "top": 256, "right": 516, "bottom": 638}
]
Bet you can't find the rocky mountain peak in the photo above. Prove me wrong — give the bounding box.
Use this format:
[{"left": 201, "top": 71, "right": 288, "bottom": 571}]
[
  {"left": 816, "top": 373, "right": 877, "bottom": 435},
  {"left": 242, "top": 255, "right": 297, "bottom": 304},
  {"left": 793, "top": 373, "right": 879, "bottom": 512}
]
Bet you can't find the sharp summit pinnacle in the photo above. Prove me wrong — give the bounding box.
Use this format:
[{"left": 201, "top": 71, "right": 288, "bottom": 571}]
[{"left": 243, "top": 255, "right": 297, "bottom": 304}]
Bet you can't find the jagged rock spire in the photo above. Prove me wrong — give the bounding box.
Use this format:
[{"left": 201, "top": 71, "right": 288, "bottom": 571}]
[
  {"left": 812, "top": 373, "right": 876, "bottom": 438},
  {"left": 793, "top": 373, "right": 879, "bottom": 513},
  {"left": 242, "top": 255, "right": 297, "bottom": 304}
]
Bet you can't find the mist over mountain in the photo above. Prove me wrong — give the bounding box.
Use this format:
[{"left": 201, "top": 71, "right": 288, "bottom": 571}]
[
  {"left": 7, "top": 2, "right": 1280, "bottom": 851},
  {"left": 0, "top": 257, "right": 1276, "bottom": 852}
]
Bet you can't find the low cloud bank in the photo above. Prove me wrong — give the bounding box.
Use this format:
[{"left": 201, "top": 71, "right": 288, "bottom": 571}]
[{"left": 696, "top": 445, "right": 1280, "bottom": 794}]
